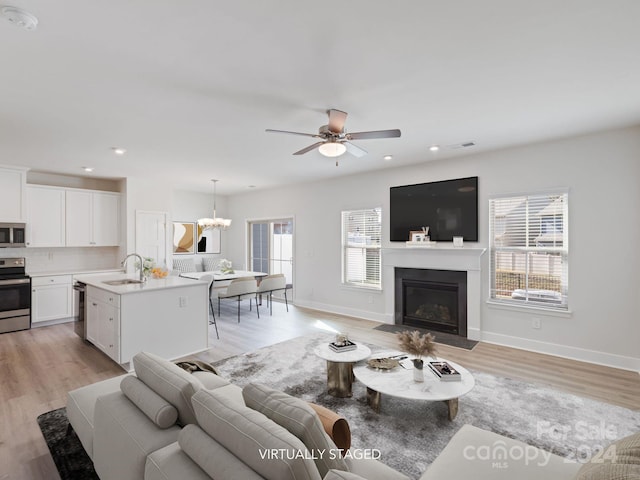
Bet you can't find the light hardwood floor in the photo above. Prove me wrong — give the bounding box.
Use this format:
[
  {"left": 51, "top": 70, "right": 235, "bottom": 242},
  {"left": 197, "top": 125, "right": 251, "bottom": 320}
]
[{"left": 1, "top": 303, "right": 638, "bottom": 480}]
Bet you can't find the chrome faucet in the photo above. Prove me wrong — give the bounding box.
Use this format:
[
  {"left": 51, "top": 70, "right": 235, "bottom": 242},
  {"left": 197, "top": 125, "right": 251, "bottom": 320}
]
[{"left": 121, "top": 253, "right": 145, "bottom": 282}]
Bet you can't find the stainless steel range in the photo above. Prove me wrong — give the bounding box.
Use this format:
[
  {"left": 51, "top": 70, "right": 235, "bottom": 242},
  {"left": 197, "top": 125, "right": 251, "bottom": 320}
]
[{"left": 0, "top": 257, "right": 31, "bottom": 334}]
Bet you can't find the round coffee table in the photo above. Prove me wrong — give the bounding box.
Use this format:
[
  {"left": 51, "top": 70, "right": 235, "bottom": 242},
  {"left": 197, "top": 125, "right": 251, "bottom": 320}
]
[
  {"left": 353, "top": 352, "right": 475, "bottom": 420},
  {"left": 313, "top": 342, "right": 371, "bottom": 398}
]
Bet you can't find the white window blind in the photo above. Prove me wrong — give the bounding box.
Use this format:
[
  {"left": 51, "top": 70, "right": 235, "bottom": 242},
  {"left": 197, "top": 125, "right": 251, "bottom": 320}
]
[
  {"left": 489, "top": 192, "right": 568, "bottom": 310},
  {"left": 342, "top": 208, "right": 382, "bottom": 289}
]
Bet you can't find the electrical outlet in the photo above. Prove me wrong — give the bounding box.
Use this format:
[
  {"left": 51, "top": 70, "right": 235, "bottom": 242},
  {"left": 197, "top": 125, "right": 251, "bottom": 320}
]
[
  {"left": 532, "top": 317, "right": 541, "bottom": 329},
  {"left": 367, "top": 295, "right": 374, "bottom": 304},
  {"left": 179, "top": 296, "right": 188, "bottom": 308}
]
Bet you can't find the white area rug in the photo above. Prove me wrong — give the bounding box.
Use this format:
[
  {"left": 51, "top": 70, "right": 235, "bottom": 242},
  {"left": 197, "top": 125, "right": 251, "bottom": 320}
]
[{"left": 214, "top": 333, "right": 640, "bottom": 479}]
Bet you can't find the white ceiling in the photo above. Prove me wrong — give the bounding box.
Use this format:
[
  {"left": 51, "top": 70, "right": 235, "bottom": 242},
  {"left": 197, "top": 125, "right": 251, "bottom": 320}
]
[{"left": 1, "top": 1, "right": 640, "bottom": 194}]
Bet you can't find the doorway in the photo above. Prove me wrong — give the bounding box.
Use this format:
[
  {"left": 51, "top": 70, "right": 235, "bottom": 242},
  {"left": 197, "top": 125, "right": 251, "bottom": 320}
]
[{"left": 249, "top": 218, "right": 294, "bottom": 299}]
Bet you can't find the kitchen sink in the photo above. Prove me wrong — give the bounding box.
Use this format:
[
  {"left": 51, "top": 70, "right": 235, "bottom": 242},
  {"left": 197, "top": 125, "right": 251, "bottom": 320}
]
[{"left": 103, "top": 279, "right": 144, "bottom": 286}]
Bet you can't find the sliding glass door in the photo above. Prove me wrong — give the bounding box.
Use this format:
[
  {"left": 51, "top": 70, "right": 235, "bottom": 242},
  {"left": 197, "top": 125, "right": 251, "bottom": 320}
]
[{"left": 249, "top": 218, "right": 294, "bottom": 296}]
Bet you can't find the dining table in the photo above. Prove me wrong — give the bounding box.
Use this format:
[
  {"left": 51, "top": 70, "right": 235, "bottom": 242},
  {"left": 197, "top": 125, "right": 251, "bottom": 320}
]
[{"left": 179, "top": 270, "right": 268, "bottom": 282}]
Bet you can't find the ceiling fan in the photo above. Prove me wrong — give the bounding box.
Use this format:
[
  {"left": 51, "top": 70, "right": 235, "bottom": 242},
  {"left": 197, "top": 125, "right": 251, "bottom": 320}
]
[{"left": 266, "top": 109, "right": 401, "bottom": 164}]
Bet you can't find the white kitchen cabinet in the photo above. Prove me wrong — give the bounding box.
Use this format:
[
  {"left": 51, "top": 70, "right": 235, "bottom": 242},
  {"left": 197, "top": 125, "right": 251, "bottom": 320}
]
[
  {"left": 66, "top": 190, "right": 120, "bottom": 247},
  {"left": 31, "top": 275, "right": 73, "bottom": 324},
  {"left": 86, "top": 286, "right": 121, "bottom": 362},
  {"left": 0, "top": 166, "right": 27, "bottom": 222},
  {"left": 26, "top": 185, "right": 66, "bottom": 247}
]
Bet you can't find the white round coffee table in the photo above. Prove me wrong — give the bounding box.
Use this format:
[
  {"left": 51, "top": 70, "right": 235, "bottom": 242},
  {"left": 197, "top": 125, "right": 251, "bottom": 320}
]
[
  {"left": 314, "top": 342, "right": 371, "bottom": 398},
  {"left": 353, "top": 352, "right": 475, "bottom": 420}
]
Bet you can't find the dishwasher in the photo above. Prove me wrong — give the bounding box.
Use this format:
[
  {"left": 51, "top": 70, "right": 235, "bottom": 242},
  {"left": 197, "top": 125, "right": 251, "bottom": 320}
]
[{"left": 73, "top": 281, "right": 87, "bottom": 339}]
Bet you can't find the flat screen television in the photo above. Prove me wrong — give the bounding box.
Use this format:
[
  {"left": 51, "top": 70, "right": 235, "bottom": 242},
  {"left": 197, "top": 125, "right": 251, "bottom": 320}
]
[{"left": 390, "top": 176, "right": 478, "bottom": 242}]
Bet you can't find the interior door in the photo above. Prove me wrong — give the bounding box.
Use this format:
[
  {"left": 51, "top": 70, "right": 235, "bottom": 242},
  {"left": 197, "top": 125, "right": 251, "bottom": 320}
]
[{"left": 135, "top": 211, "right": 169, "bottom": 269}]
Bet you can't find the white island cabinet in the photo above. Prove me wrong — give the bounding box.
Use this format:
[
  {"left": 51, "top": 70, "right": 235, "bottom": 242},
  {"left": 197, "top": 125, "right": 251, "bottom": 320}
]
[{"left": 76, "top": 273, "right": 209, "bottom": 365}]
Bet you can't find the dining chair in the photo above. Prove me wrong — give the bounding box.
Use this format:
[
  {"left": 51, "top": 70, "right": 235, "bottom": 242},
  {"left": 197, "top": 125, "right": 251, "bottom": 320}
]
[
  {"left": 198, "top": 274, "right": 219, "bottom": 339},
  {"left": 256, "top": 273, "right": 289, "bottom": 315},
  {"left": 217, "top": 277, "right": 259, "bottom": 323}
]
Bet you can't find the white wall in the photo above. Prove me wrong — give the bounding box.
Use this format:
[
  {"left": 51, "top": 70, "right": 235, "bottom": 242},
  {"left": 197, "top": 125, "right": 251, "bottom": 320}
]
[{"left": 225, "top": 125, "right": 640, "bottom": 371}]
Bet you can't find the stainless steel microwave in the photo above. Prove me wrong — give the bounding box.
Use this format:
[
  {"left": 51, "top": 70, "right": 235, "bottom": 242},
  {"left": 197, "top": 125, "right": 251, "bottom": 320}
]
[{"left": 0, "top": 223, "right": 26, "bottom": 247}]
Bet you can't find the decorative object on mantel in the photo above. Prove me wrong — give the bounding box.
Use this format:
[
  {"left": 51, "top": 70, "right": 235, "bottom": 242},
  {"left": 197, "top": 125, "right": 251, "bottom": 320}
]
[
  {"left": 452, "top": 236, "right": 464, "bottom": 247},
  {"left": 218, "top": 258, "right": 234, "bottom": 274},
  {"left": 197, "top": 179, "right": 232, "bottom": 230},
  {"left": 397, "top": 330, "right": 437, "bottom": 382}
]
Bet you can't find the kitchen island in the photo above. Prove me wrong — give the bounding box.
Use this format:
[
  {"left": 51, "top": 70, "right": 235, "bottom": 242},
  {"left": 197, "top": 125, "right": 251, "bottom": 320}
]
[{"left": 74, "top": 273, "right": 209, "bottom": 366}]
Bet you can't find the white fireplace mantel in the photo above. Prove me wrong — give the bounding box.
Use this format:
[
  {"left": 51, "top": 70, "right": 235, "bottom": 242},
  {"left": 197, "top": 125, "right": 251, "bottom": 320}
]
[{"left": 382, "top": 245, "right": 486, "bottom": 340}]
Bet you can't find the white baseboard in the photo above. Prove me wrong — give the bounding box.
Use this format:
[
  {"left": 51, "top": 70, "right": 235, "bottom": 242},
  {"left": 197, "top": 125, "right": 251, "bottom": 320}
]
[
  {"left": 294, "top": 299, "right": 391, "bottom": 324},
  {"left": 481, "top": 331, "right": 640, "bottom": 373}
]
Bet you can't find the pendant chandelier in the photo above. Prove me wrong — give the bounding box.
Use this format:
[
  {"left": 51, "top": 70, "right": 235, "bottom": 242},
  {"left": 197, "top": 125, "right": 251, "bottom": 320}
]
[{"left": 197, "top": 179, "right": 231, "bottom": 230}]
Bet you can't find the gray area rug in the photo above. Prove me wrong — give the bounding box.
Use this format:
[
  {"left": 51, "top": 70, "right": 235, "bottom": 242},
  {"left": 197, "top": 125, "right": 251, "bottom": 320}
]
[{"left": 214, "top": 333, "right": 640, "bottom": 480}]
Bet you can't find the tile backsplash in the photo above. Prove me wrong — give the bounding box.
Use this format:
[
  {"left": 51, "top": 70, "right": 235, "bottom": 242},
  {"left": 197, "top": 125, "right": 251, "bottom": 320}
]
[{"left": 2, "top": 246, "right": 120, "bottom": 274}]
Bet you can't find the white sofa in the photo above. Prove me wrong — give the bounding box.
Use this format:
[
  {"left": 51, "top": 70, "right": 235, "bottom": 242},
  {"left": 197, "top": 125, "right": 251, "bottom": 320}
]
[
  {"left": 67, "top": 351, "right": 639, "bottom": 480},
  {"left": 67, "top": 351, "right": 408, "bottom": 480}
]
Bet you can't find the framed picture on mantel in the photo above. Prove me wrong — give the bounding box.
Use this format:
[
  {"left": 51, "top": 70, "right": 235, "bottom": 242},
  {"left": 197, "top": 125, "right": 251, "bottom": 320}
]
[{"left": 173, "top": 222, "right": 195, "bottom": 254}]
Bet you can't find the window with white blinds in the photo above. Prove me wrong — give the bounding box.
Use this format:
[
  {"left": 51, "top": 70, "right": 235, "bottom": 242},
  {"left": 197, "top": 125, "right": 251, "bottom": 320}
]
[
  {"left": 489, "top": 191, "right": 569, "bottom": 310},
  {"left": 342, "top": 208, "right": 382, "bottom": 289}
]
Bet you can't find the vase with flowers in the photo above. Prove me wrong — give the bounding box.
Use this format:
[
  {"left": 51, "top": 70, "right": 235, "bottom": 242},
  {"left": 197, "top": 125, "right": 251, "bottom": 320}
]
[
  {"left": 397, "top": 330, "right": 437, "bottom": 382},
  {"left": 218, "top": 259, "right": 234, "bottom": 274}
]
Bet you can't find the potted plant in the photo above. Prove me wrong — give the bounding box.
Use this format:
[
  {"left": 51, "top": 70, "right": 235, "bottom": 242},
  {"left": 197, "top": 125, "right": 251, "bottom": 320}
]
[{"left": 397, "top": 330, "right": 437, "bottom": 382}]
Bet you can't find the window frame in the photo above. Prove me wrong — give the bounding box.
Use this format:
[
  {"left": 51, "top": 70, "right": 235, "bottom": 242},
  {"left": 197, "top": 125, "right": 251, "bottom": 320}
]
[
  {"left": 341, "top": 207, "right": 382, "bottom": 290},
  {"left": 488, "top": 190, "right": 569, "bottom": 311}
]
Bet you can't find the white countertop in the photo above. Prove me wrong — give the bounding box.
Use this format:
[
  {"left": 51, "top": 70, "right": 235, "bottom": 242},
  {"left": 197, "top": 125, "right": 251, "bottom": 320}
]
[{"left": 74, "top": 272, "right": 207, "bottom": 295}]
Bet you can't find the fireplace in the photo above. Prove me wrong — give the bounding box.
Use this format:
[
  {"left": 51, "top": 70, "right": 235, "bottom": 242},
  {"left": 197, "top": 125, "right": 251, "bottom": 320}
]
[{"left": 395, "top": 268, "right": 467, "bottom": 336}]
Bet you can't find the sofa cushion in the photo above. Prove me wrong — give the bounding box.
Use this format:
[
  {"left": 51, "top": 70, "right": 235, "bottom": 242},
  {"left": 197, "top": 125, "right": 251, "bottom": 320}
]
[
  {"left": 144, "top": 441, "right": 213, "bottom": 480},
  {"left": 419, "top": 424, "right": 580, "bottom": 480},
  {"left": 243, "top": 383, "right": 348, "bottom": 477},
  {"left": 133, "top": 351, "right": 204, "bottom": 426},
  {"left": 120, "top": 376, "right": 178, "bottom": 428},
  {"left": 323, "top": 470, "right": 368, "bottom": 480},
  {"left": 574, "top": 432, "right": 640, "bottom": 480},
  {"left": 178, "top": 424, "right": 264, "bottom": 480},
  {"left": 191, "top": 389, "right": 322, "bottom": 480},
  {"left": 308, "top": 402, "right": 351, "bottom": 452}
]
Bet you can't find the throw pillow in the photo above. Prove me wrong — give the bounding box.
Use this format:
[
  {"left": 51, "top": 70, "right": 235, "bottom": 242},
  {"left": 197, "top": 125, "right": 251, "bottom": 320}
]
[
  {"left": 575, "top": 432, "right": 640, "bottom": 480},
  {"left": 308, "top": 402, "right": 351, "bottom": 452},
  {"left": 202, "top": 257, "right": 219, "bottom": 272},
  {"left": 243, "top": 383, "right": 349, "bottom": 477},
  {"left": 120, "top": 376, "right": 178, "bottom": 428},
  {"left": 133, "top": 351, "right": 204, "bottom": 426},
  {"left": 191, "top": 389, "right": 322, "bottom": 480},
  {"left": 172, "top": 258, "right": 196, "bottom": 273}
]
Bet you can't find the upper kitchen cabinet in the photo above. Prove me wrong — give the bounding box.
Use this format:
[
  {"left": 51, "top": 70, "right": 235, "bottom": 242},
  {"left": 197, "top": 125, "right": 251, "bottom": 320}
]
[
  {"left": 0, "top": 166, "right": 28, "bottom": 222},
  {"left": 66, "top": 190, "right": 120, "bottom": 246},
  {"left": 26, "top": 185, "right": 66, "bottom": 247}
]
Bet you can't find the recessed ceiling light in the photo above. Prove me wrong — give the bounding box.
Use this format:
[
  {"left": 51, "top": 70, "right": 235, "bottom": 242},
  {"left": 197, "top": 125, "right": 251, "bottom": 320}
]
[
  {"left": 429, "top": 145, "right": 440, "bottom": 152},
  {"left": 112, "top": 147, "right": 126, "bottom": 155},
  {"left": 82, "top": 167, "right": 94, "bottom": 172},
  {"left": 383, "top": 155, "right": 393, "bottom": 161},
  {"left": 1, "top": 6, "right": 38, "bottom": 31}
]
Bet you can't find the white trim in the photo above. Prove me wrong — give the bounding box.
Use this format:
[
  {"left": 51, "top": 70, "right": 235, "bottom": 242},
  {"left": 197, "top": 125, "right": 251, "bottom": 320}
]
[
  {"left": 294, "top": 299, "right": 390, "bottom": 324},
  {"left": 486, "top": 300, "right": 573, "bottom": 318},
  {"left": 481, "top": 331, "right": 640, "bottom": 372}
]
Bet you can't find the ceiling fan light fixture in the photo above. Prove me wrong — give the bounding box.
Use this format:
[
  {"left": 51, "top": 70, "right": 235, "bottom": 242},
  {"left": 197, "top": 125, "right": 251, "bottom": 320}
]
[{"left": 318, "top": 141, "right": 346, "bottom": 158}]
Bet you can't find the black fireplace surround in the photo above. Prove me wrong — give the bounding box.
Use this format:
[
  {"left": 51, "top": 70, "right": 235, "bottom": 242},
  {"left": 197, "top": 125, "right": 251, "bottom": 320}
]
[{"left": 394, "top": 268, "right": 467, "bottom": 337}]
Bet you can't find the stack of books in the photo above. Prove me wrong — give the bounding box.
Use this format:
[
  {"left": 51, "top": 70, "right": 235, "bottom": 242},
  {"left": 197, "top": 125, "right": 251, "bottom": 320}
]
[
  {"left": 428, "top": 361, "right": 461, "bottom": 381},
  {"left": 328, "top": 340, "right": 357, "bottom": 353}
]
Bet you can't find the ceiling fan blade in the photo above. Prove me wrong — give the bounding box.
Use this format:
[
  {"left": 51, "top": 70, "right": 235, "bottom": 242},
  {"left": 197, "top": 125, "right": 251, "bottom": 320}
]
[
  {"left": 266, "top": 129, "right": 321, "bottom": 138},
  {"left": 327, "top": 109, "right": 348, "bottom": 133},
  {"left": 293, "top": 141, "right": 325, "bottom": 155},
  {"left": 343, "top": 141, "right": 367, "bottom": 158},
  {"left": 346, "top": 129, "right": 401, "bottom": 140}
]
